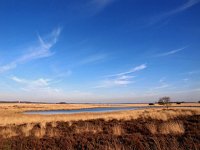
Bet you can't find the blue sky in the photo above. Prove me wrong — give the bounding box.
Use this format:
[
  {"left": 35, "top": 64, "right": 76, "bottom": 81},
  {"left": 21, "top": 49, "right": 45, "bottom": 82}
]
[{"left": 0, "top": 0, "right": 200, "bottom": 103}]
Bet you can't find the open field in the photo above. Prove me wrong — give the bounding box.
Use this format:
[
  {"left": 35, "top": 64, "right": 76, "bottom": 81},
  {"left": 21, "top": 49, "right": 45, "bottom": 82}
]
[
  {"left": 0, "top": 103, "right": 199, "bottom": 149},
  {"left": 0, "top": 102, "right": 199, "bottom": 126},
  {"left": 0, "top": 109, "right": 199, "bottom": 149}
]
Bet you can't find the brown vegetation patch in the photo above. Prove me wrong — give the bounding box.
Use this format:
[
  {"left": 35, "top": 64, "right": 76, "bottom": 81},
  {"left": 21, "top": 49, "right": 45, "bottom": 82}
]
[
  {"left": 0, "top": 114, "right": 199, "bottom": 149},
  {"left": 112, "top": 125, "right": 124, "bottom": 136},
  {"left": 21, "top": 123, "right": 34, "bottom": 137},
  {"left": 0, "top": 128, "right": 17, "bottom": 138},
  {"left": 159, "top": 121, "right": 184, "bottom": 134},
  {"left": 75, "top": 122, "right": 102, "bottom": 134},
  {"left": 147, "top": 121, "right": 184, "bottom": 135}
]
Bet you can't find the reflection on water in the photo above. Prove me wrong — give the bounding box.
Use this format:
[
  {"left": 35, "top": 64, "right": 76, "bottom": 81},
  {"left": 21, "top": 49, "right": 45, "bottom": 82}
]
[{"left": 24, "top": 107, "right": 144, "bottom": 115}]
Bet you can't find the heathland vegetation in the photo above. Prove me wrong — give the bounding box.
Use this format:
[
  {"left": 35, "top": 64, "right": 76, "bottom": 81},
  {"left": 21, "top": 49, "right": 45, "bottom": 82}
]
[{"left": 0, "top": 103, "right": 199, "bottom": 149}]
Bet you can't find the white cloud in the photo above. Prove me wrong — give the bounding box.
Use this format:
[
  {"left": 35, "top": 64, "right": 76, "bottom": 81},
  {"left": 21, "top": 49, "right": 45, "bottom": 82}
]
[
  {"left": 150, "top": 78, "right": 170, "bottom": 90},
  {"left": 79, "top": 53, "right": 107, "bottom": 65},
  {"left": 187, "top": 70, "right": 200, "bottom": 75},
  {"left": 0, "top": 27, "right": 61, "bottom": 73},
  {"left": 0, "top": 63, "right": 17, "bottom": 73},
  {"left": 56, "top": 70, "right": 72, "bottom": 78},
  {"left": 165, "top": 0, "right": 200, "bottom": 16},
  {"left": 159, "top": 77, "right": 166, "bottom": 83},
  {"left": 183, "top": 78, "right": 189, "bottom": 82},
  {"left": 95, "top": 75, "right": 135, "bottom": 88},
  {"left": 155, "top": 47, "right": 186, "bottom": 57},
  {"left": 10, "top": 76, "right": 58, "bottom": 92},
  {"left": 7, "top": 75, "right": 98, "bottom": 102},
  {"left": 95, "top": 64, "right": 146, "bottom": 88},
  {"left": 11, "top": 76, "right": 27, "bottom": 84},
  {"left": 87, "top": 0, "right": 115, "bottom": 15},
  {"left": 95, "top": 64, "right": 147, "bottom": 88},
  {"left": 107, "top": 64, "right": 147, "bottom": 77},
  {"left": 149, "top": 0, "right": 200, "bottom": 25},
  {"left": 152, "top": 83, "right": 170, "bottom": 90}
]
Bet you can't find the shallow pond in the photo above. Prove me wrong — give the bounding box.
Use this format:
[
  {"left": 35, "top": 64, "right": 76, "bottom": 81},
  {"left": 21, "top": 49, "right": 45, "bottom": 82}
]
[{"left": 24, "top": 106, "right": 146, "bottom": 115}]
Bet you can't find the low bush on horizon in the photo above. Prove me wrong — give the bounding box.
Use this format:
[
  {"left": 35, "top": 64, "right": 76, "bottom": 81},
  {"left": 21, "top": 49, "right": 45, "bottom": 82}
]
[{"left": 149, "top": 103, "right": 154, "bottom": 105}]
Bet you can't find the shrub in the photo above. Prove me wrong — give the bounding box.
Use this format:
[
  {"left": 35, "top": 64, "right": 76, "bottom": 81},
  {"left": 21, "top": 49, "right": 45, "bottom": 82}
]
[
  {"left": 158, "top": 97, "right": 171, "bottom": 108},
  {"left": 149, "top": 103, "right": 154, "bottom": 105},
  {"left": 58, "top": 102, "right": 67, "bottom": 104}
]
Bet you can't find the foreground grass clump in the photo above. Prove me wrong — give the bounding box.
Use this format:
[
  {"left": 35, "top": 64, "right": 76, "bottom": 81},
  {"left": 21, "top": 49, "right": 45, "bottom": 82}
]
[{"left": 147, "top": 121, "right": 185, "bottom": 135}]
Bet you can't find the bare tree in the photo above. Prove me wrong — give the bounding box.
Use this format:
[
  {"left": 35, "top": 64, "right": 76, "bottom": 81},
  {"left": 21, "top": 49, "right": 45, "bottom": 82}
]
[{"left": 158, "top": 96, "right": 171, "bottom": 108}]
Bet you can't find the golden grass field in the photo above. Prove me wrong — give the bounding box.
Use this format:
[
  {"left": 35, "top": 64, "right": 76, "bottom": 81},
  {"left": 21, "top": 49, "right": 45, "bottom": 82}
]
[
  {"left": 0, "top": 102, "right": 199, "bottom": 149},
  {"left": 0, "top": 102, "right": 199, "bottom": 126}
]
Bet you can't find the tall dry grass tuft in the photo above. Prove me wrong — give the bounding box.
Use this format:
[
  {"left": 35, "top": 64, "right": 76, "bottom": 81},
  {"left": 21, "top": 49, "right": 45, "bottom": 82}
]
[
  {"left": 105, "top": 145, "right": 123, "bottom": 150},
  {"left": 146, "top": 123, "right": 157, "bottom": 134},
  {"left": 51, "top": 122, "right": 57, "bottom": 128},
  {"left": 112, "top": 125, "right": 123, "bottom": 136},
  {"left": 147, "top": 121, "right": 184, "bottom": 135},
  {"left": 47, "top": 128, "right": 59, "bottom": 137},
  {"left": 34, "top": 122, "right": 46, "bottom": 138},
  {"left": 75, "top": 123, "right": 102, "bottom": 134},
  {"left": 142, "top": 109, "right": 196, "bottom": 121},
  {"left": 159, "top": 122, "right": 184, "bottom": 134},
  {"left": 0, "top": 128, "right": 17, "bottom": 138},
  {"left": 21, "top": 124, "right": 34, "bottom": 137}
]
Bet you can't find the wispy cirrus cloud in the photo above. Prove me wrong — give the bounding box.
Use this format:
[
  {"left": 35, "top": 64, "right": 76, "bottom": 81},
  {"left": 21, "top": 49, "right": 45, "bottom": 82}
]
[
  {"left": 154, "top": 47, "right": 186, "bottom": 57},
  {"left": 9, "top": 76, "right": 98, "bottom": 102},
  {"left": 85, "top": 0, "right": 116, "bottom": 15},
  {"left": 150, "top": 77, "right": 170, "bottom": 90},
  {"left": 10, "top": 76, "right": 60, "bottom": 93},
  {"left": 95, "top": 75, "right": 135, "bottom": 88},
  {"left": 94, "top": 75, "right": 135, "bottom": 88},
  {"left": 11, "top": 76, "right": 51, "bottom": 87},
  {"left": 186, "top": 70, "right": 200, "bottom": 75},
  {"left": 68, "top": 53, "right": 108, "bottom": 68},
  {"left": 165, "top": 0, "right": 200, "bottom": 16},
  {"left": 152, "top": 83, "right": 170, "bottom": 90},
  {"left": 106, "top": 64, "right": 147, "bottom": 77},
  {"left": 79, "top": 53, "right": 107, "bottom": 65},
  {"left": 183, "top": 78, "right": 189, "bottom": 82},
  {"left": 0, "top": 27, "right": 61, "bottom": 73},
  {"left": 149, "top": 0, "right": 200, "bottom": 25},
  {"left": 95, "top": 64, "right": 147, "bottom": 88}
]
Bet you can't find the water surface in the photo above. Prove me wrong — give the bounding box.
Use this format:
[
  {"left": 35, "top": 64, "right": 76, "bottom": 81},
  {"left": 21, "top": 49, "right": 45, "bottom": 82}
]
[{"left": 24, "top": 106, "right": 144, "bottom": 115}]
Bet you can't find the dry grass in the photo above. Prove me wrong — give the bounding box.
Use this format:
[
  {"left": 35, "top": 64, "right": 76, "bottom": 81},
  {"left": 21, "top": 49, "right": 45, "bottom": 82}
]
[
  {"left": 21, "top": 124, "right": 34, "bottom": 137},
  {"left": 147, "top": 121, "right": 184, "bottom": 135},
  {"left": 0, "top": 103, "right": 199, "bottom": 126},
  {"left": 0, "top": 128, "right": 17, "bottom": 138},
  {"left": 34, "top": 128, "right": 46, "bottom": 138},
  {"left": 147, "top": 123, "right": 157, "bottom": 134},
  {"left": 34, "top": 122, "right": 47, "bottom": 138},
  {"left": 0, "top": 107, "right": 198, "bottom": 139},
  {"left": 112, "top": 125, "right": 123, "bottom": 136},
  {"left": 51, "top": 122, "right": 57, "bottom": 128},
  {"left": 140, "top": 108, "right": 198, "bottom": 121},
  {"left": 47, "top": 128, "right": 59, "bottom": 137},
  {"left": 75, "top": 123, "right": 102, "bottom": 134},
  {"left": 159, "top": 121, "right": 184, "bottom": 134}
]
